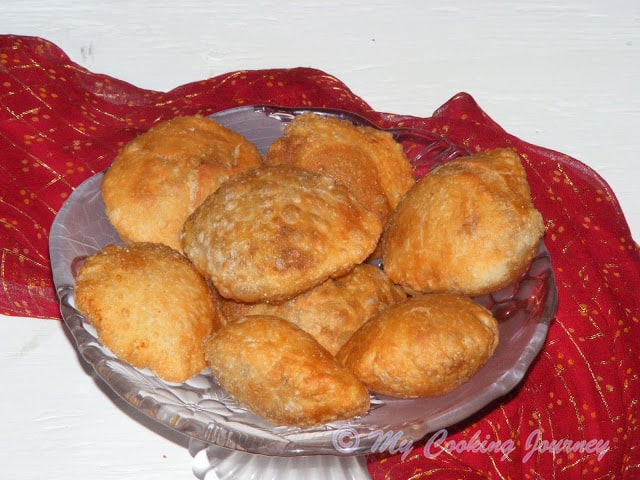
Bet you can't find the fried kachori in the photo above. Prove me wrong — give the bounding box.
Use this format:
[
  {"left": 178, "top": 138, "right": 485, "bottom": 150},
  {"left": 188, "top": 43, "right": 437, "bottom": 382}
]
[
  {"left": 181, "top": 164, "right": 383, "bottom": 303},
  {"left": 381, "top": 148, "right": 545, "bottom": 295},
  {"left": 265, "top": 112, "right": 415, "bottom": 226},
  {"left": 204, "top": 315, "right": 370, "bottom": 427},
  {"left": 219, "top": 263, "right": 406, "bottom": 355},
  {"left": 101, "top": 115, "right": 263, "bottom": 251},
  {"left": 337, "top": 294, "right": 499, "bottom": 398},
  {"left": 74, "top": 242, "right": 222, "bottom": 382}
]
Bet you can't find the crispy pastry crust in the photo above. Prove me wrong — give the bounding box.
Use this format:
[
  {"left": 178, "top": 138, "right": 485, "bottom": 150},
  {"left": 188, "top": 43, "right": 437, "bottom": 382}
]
[
  {"left": 337, "top": 294, "right": 499, "bottom": 398},
  {"left": 74, "top": 242, "right": 221, "bottom": 382},
  {"left": 219, "top": 264, "right": 406, "bottom": 355},
  {"left": 265, "top": 112, "right": 415, "bottom": 226},
  {"left": 101, "top": 115, "right": 262, "bottom": 251},
  {"left": 204, "top": 315, "right": 371, "bottom": 427},
  {"left": 382, "top": 148, "right": 545, "bottom": 295},
  {"left": 181, "top": 164, "right": 383, "bottom": 303}
]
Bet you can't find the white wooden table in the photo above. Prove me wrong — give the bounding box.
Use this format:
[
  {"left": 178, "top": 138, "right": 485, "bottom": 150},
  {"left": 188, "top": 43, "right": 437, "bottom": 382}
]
[{"left": 1, "top": 1, "right": 638, "bottom": 479}]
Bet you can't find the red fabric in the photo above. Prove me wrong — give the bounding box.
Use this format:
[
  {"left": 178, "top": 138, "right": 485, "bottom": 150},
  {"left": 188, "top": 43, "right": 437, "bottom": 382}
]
[{"left": 1, "top": 35, "right": 639, "bottom": 479}]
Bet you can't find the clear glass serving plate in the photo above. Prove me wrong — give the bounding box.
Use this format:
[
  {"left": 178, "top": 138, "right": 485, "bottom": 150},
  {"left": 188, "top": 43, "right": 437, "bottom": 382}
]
[{"left": 49, "top": 106, "right": 557, "bottom": 477}]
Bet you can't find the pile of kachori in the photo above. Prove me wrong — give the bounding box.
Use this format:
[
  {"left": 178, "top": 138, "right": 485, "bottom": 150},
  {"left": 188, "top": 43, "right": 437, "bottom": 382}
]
[{"left": 73, "top": 112, "right": 545, "bottom": 427}]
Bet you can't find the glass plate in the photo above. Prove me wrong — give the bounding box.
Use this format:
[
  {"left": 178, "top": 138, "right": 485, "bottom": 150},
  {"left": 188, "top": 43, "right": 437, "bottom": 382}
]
[{"left": 49, "top": 106, "right": 558, "bottom": 459}]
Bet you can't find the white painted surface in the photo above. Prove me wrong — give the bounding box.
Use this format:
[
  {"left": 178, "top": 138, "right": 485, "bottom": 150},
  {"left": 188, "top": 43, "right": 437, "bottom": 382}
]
[{"left": 1, "top": 1, "right": 638, "bottom": 479}]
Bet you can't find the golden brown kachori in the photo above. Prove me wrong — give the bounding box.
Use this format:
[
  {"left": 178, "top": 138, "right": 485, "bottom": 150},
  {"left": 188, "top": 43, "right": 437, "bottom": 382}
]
[
  {"left": 382, "top": 148, "right": 544, "bottom": 295},
  {"left": 219, "top": 264, "right": 406, "bottom": 355},
  {"left": 74, "top": 242, "right": 222, "bottom": 382},
  {"left": 265, "top": 112, "right": 415, "bottom": 226},
  {"left": 101, "top": 115, "right": 263, "bottom": 251},
  {"left": 337, "top": 294, "right": 499, "bottom": 398},
  {"left": 204, "top": 315, "right": 370, "bottom": 427},
  {"left": 181, "top": 164, "right": 383, "bottom": 303}
]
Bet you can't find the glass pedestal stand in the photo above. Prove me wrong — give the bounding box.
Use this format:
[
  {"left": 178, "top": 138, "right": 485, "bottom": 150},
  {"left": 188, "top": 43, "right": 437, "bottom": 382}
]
[{"left": 189, "top": 439, "right": 371, "bottom": 480}]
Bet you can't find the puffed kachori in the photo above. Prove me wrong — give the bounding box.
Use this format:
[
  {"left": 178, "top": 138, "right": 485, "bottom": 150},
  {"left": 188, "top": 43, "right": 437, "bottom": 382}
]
[
  {"left": 204, "top": 315, "right": 371, "bottom": 427},
  {"left": 101, "top": 115, "right": 263, "bottom": 251},
  {"left": 181, "top": 164, "right": 383, "bottom": 303},
  {"left": 219, "top": 264, "right": 407, "bottom": 355},
  {"left": 337, "top": 294, "right": 499, "bottom": 398},
  {"left": 382, "top": 148, "right": 544, "bottom": 295},
  {"left": 74, "top": 242, "right": 222, "bottom": 383},
  {"left": 265, "top": 112, "right": 415, "bottom": 226}
]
